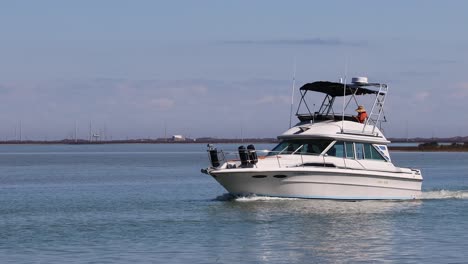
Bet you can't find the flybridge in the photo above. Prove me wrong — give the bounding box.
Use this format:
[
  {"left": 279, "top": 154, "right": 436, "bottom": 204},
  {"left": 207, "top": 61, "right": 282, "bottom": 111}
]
[{"left": 295, "top": 77, "right": 388, "bottom": 135}]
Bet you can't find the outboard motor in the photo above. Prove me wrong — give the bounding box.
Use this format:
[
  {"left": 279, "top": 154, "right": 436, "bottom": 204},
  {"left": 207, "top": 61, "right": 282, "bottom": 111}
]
[
  {"left": 238, "top": 145, "right": 249, "bottom": 167},
  {"left": 207, "top": 144, "right": 220, "bottom": 167},
  {"left": 247, "top": 144, "right": 258, "bottom": 165}
]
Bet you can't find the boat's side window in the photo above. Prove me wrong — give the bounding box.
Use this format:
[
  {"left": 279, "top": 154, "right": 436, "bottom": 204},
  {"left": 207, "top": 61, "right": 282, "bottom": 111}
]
[
  {"left": 326, "top": 141, "right": 345, "bottom": 158},
  {"left": 353, "top": 143, "right": 387, "bottom": 161},
  {"left": 269, "top": 141, "right": 300, "bottom": 155},
  {"left": 285, "top": 143, "right": 302, "bottom": 154},
  {"left": 268, "top": 142, "right": 288, "bottom": 155},
  {"left": 363, "top": 143, "right": 387, "bottom": 161},
  {"left": 304, "top": 140, "right": 332, "bottom": 155},
  {"left": 345, "top": 142, "right": 354, "bottom": 159},
  {"left": 304, "top": 144, "right": 321, "bottom": 155},
  {"left": 355, "top": 143, "right": 365, "bottom": 160},
  {"left": 363, "top": 144, "right": 373, "bottom": 160},
  {"left": 269, "top": 140, "right": 333, "bottom": 156}
]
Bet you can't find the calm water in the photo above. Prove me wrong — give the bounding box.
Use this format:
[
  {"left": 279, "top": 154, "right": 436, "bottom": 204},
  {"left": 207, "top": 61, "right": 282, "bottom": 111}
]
[{"left": 1, "top": 144, "right": 467, "bottom": 263}]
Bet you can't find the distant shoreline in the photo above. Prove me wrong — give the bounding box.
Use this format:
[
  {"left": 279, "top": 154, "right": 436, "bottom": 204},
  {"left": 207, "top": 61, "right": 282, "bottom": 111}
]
[
  {"left": 1, "top": 139, "right": 468, "bottom": 152},
  {"left": 0, "top": 138, "right": 279, "bottom": 145}
]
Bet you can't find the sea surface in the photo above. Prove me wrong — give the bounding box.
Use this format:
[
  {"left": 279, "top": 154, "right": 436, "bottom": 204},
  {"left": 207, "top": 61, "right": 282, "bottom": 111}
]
[{"left": 1, "top": 143, "right": 467, "bottom": 263}]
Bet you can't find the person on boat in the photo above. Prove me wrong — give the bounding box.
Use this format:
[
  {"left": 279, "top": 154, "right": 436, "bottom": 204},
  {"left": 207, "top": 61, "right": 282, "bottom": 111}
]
[{"left": 354, "top": 105, "right": 367, "bottom": 123}]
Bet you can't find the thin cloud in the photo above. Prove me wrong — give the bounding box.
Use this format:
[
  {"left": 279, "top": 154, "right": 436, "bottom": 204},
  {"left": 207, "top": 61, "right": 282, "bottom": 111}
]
[
  {"left": 149, "top": 98, "right": 175, "bottom": 109},
  {"left": 255, "top": 95, "right": 290, "bottom": 104},
  {"left": 450, "top": 82, "right": 468, "bottom": 98},
  {"left": 398, "top": 70, "right": 438, "bottom": 77},
  {"left": 414, "top": 91, "right": 430, "bottom": 101},
  {"left": 413, "top": 58, "right": 459, "bottom": 65},
  {"left": 221, "top": 38, "right": 365, "bottom": 47},
  {"left": 189, "top": 85, "right": 208, "bottom": 94}
]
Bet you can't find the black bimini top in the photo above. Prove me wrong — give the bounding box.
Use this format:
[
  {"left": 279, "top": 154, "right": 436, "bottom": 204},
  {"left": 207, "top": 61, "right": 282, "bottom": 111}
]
[{"left": 299, "top": 81, "right": 382, "bottom": 97}]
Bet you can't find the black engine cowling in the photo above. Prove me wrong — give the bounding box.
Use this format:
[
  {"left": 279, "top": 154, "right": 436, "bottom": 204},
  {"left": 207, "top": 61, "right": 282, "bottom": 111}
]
[
  {"left": 209, "top": 149, "right": 220, "bottom": 167},
  {"left": 247, "top": 144, "right": 258, "bottom": 164},
  {"left": 238, "top": 145, "right": 249, "bottom": 166}
]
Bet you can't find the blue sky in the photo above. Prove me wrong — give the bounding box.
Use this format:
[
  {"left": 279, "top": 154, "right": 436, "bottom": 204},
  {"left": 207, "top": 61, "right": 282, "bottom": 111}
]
[{"left": 1, "top": 0, "right": 467, "bottom": 140}]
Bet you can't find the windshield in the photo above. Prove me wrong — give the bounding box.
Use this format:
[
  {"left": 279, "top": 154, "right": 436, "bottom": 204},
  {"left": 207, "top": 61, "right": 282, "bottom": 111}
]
[{"left": 268, "top": 139, "right": 333, "bottom": 156}]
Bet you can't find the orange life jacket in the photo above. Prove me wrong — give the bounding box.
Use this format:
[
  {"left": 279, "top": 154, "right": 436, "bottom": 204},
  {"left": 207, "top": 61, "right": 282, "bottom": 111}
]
[{"left": 357, "top": 112, "right": 367, "bottom": 123}]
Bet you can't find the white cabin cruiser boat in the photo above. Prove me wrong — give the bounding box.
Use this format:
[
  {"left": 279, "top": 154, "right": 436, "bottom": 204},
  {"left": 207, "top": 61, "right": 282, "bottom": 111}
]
[{"left": 202, "top": 78, "right": 423, "bottom": 200}]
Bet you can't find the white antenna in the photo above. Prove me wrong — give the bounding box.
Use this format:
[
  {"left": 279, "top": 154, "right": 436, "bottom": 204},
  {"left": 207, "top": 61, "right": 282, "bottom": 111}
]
[
  {"left": 289, "top": 57, "right": 297, "bottom": 128},
  {"left": 341, "top": 58, "right": 348, "bottom": 132}
]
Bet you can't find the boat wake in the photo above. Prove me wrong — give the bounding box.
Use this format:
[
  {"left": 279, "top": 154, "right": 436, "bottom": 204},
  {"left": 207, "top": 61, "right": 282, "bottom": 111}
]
[
  {"left": 214, "top": 193, "right": 299, "bottom": 202},
  {"left": 214, "top": 190, "right": 468, "bottom": 202},
  {"left": 421, "top": 190, "right": 468, "bottom": 200},
  {"left": 234, "top": 195, "right": 299, "bottom": 202}
]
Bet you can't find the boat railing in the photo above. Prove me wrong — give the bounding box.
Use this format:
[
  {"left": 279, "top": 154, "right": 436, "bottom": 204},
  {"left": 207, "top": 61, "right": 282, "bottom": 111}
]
[
  {"left": 208, "top": 147, "right": 326, "bottom": 169},
  {"left": 266, "top": 150, "right": 328, "bottom": 168},
  {"left": 208, "top": 149, "right": 268, "bottom": 167}
]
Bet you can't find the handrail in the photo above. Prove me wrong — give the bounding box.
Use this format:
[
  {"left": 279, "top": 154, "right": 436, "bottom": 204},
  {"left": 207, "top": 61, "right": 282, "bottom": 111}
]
[
  {"left": 291, "top": 145, "right": 304, "bottom": 155},
  {"left": 208, "top": 149, "right": 325, "bottom": 169}
]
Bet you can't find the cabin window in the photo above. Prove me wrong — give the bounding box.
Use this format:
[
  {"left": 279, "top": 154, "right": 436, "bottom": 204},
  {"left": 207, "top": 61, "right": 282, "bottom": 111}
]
[
  {"left": 363, "top": 144, "right": 373, "bottom": 160},
  {"left": 326, "top": 141, "right": 345, "bottom": 158},
  {"left": 355, "top": 143, "right": 365, "bottom": 159},
  {"left": 269, "top": 139, "right": 332, "bottom": 156},
  {"left": 345, "top": 142, "right": 355, "bottom": 159},
  {"left": 353, "top": 143, "right": 387, "bottom": 161},
  {"left": 325, "top": 141, "right": 386, "bottom": 161},
  {"left": 364, "top": 144, "right": 387, "bottom": 161},
  {"left": 327, "top": 141, "right": 357, "bottom": 159}
]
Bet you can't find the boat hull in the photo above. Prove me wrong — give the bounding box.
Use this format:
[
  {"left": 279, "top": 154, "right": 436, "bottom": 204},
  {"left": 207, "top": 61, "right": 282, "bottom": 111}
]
[{"left": 209, "top": 168, "right": 422, "bottom": 200}]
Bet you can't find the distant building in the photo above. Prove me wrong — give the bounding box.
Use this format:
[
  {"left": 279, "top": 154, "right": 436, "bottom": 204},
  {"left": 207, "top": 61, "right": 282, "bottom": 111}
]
[{"left": 172, "top": 135, "right": 185, "bottom": 141}]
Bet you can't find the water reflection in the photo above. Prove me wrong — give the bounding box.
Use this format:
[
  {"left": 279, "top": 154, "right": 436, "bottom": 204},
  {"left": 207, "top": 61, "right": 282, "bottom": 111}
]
[{"left": 210, "top": 197, "right": 422, "bottom": 263}]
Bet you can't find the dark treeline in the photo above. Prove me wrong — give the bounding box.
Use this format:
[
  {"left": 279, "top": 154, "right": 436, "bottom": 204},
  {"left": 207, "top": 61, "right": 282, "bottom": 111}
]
[
  {"left": 390, "top": 142, "right": 468, "bottom": 152},
  {"left": 388, "top": 136, "right": 468, "bottom": 143}
]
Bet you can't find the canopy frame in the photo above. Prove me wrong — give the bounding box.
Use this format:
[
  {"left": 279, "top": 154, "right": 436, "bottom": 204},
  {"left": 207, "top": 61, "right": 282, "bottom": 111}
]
[{"left": 295, "top": 81, "right": 388, "bottom": 135}]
